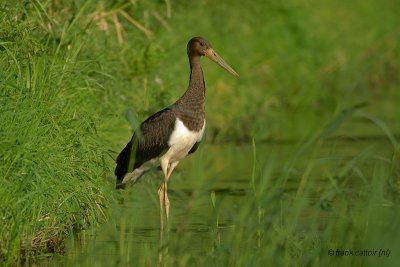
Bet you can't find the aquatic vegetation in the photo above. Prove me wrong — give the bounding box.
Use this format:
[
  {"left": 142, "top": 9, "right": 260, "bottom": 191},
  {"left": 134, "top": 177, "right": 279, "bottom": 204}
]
[{"left": 0, "top": 0, "right": 399, "bottom": 266}]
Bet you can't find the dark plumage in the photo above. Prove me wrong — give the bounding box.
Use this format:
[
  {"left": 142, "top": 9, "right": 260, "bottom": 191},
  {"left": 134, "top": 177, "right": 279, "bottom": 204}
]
[
  {"left": 115, "top": 36, "right": 237, "bottom": 230},
  {"left": 115, "top": 108, "right": 176, "bottom": 188}
]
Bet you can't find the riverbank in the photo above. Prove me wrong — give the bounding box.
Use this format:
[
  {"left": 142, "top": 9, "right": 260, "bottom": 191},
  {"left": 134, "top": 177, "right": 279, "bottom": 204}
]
[{"left": 1, "top": 0, "right": 399, "bottom": 265}]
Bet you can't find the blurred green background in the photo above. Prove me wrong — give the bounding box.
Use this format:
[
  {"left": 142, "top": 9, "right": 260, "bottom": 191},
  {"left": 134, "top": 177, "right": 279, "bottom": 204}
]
[{"left": 1, "top": 0, "right": 399, "bottom": 266}]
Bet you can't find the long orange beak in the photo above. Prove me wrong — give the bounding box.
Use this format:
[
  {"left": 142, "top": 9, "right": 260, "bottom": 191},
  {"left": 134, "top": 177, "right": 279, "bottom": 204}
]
[{"left": 204, "top": 48, "right": 238, "bottom": 77}]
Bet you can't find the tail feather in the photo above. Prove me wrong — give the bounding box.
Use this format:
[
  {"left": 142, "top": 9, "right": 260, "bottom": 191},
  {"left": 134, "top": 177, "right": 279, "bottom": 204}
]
[{"left": 115, "top": 139, "right": 132, "bottom": 189}]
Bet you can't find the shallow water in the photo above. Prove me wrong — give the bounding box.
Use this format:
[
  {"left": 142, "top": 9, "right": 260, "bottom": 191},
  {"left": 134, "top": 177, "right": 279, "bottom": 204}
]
[{"left": 52, "top": 127, "right": 398, "bottom": 266}]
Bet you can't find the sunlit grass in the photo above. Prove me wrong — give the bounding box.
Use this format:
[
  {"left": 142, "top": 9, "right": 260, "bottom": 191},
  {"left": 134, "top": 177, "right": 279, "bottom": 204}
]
[{"left": 1, "top": 0, "right": 400, "bottom": 266}]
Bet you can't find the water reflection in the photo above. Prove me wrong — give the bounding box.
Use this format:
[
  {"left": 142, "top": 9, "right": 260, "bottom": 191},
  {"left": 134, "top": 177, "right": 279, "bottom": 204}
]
[{"left": 61, "top": 135, "right": 395, "bottom": 265}]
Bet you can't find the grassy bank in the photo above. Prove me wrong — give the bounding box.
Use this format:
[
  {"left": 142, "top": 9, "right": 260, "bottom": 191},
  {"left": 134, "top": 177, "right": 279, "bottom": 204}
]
[
  {"left": 1, "top": 0, "right": 400, "bottom": 265},
  {"left": 0, "top": 0, "right": 167, "bottom": 264}
]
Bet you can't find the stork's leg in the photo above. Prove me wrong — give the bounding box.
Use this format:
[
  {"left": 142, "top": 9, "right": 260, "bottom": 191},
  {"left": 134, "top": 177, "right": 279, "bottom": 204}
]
[
  {"left": 158, "top": 181, "right": 166, "bottom": 265},
  {"left": 157, "top": 182, "right": 165, "bottom": 232},
  {"left": 163, "top": 181, "right": 170, "bottom": 221},
  {"left": 158, "top": 159, "right": 178, "bottom": 265},
  {"left": 164, "top": 161, "right": 179, "bottom": 221},
  {"left": 159, "top": 158, "right": 170, "bottom": 230}
]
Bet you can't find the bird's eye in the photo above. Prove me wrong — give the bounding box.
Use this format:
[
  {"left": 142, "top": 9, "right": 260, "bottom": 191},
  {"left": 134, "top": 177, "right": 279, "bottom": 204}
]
[{"left": 200, "top": 42, "right": 205, "bottom": 47}]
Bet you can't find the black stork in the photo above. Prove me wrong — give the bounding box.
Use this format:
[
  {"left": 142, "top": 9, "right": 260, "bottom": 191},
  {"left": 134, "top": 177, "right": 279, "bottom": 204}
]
[{"left": 115, "top": 37, "right": 238, "bottom": 230}]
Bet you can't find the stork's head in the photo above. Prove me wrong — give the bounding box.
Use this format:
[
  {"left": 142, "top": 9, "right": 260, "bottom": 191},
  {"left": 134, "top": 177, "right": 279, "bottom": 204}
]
[{"left": 187, "top": 37, "right": 238, "bottom": 77}]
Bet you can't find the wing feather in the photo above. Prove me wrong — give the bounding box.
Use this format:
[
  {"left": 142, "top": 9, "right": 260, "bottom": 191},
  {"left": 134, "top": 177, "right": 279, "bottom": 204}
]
[{"left": 115, "top": 108, "right": 176, "bottom": 186}]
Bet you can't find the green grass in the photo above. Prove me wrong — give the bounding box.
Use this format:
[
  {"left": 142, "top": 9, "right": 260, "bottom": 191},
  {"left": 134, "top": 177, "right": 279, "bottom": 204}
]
[
  {"left": 59, "top": 112, "right": 400, "bottom": 266},
  {"left": 1, "top": 0, "right": 400, "bottom": 266}
]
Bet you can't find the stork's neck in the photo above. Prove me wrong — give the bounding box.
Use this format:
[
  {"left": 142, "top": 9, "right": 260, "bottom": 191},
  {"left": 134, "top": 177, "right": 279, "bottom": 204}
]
[
  {"left": 174, "top": 56, "right": 205, "bottom": 131},
  {"left": 188, "top": 56, "right": 205, "bottom": 94}
]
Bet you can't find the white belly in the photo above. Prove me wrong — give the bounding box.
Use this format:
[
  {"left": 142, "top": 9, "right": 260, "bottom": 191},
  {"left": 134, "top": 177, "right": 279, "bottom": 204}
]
[{"left": 164, "top": 118, "right": 205, "bottom": 163}]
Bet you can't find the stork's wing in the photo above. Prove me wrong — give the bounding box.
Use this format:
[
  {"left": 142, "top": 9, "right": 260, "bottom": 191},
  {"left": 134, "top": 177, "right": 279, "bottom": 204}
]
[{"left": 115, "top": 108, "right": 176, "bottom": 184}]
